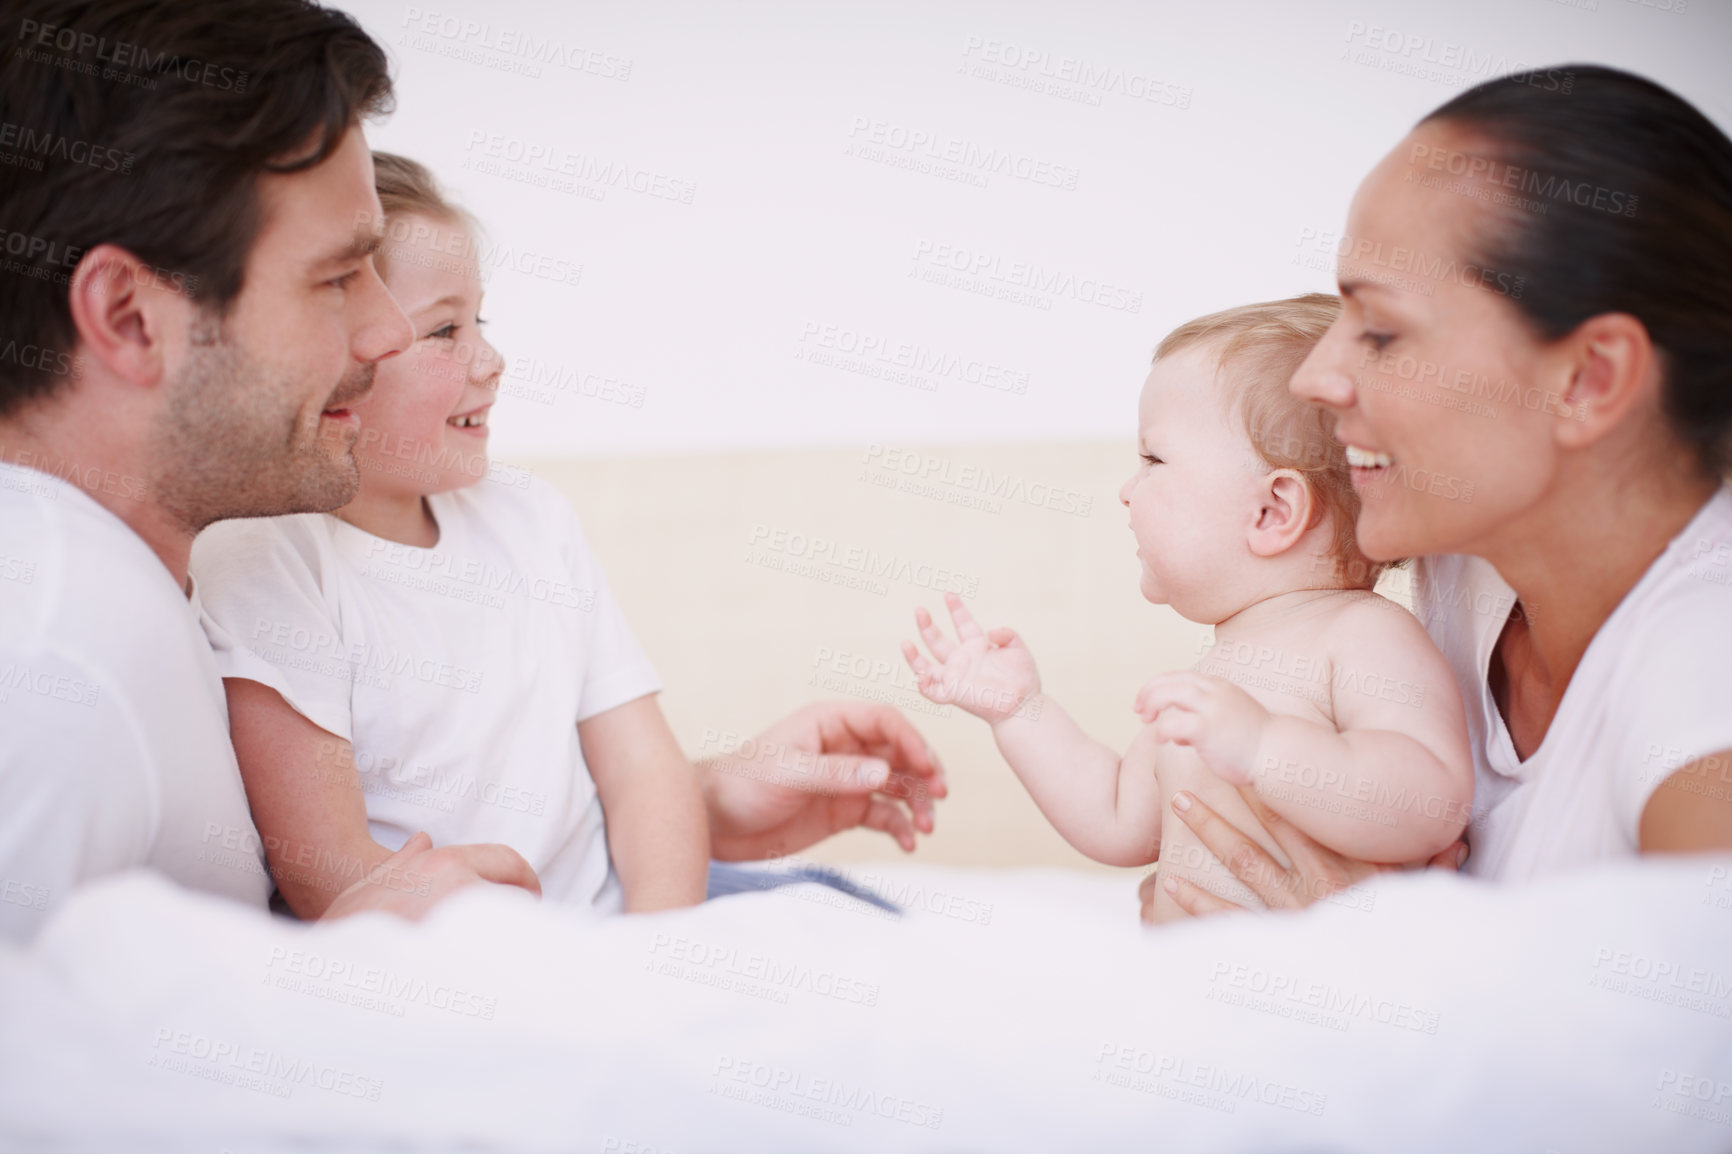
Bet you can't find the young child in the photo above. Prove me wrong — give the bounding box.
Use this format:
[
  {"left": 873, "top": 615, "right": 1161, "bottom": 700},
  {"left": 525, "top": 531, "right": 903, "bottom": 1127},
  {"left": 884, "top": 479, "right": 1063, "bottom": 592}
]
[
  {"left": 190, "top": 154, "right": 709, "bottom": 918},
  {"left": 903, "top": 295, "right": 1473, "bottom": 922}
]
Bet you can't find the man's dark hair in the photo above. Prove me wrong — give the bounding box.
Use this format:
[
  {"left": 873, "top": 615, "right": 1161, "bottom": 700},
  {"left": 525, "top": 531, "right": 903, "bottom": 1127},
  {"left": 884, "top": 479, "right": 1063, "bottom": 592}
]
[
  {"left": 1423, "top": 65, "right": 1732, "bottom": 473},
  {"left": 0, "top": 0, "right": 392, "bottom": 415}
]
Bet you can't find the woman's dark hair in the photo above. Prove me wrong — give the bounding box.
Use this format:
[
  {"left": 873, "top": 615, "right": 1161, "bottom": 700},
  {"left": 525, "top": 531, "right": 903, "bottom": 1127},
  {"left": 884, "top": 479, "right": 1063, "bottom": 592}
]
[
  {"left": 1421, "top": 65, "right": 1732, "bottom": 473},
  {"left": 0, "top": 0, "right": 393, "bottom": 414}
]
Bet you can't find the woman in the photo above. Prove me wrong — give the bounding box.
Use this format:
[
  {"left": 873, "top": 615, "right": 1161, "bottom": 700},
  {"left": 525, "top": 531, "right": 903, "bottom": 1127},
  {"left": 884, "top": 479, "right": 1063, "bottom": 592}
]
[{"left": 1152, "top": 64, "right": 1732, "bottom": 919}]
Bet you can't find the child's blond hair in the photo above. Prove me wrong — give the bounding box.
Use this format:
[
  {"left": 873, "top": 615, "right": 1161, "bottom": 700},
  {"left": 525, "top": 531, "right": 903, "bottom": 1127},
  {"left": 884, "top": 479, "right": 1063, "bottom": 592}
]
[
  {"left": 1154, "top": 293, "right": 1386, "bottom": 587},
  {"left": 370, "top": 151, "right": 478, "bottom": 277}
]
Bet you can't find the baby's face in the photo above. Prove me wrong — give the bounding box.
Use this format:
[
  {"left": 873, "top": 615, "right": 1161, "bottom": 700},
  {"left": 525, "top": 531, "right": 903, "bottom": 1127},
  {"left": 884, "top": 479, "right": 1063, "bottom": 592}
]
[{"left": 1117, "top": 345, "right": 1268, "bottom": 622}]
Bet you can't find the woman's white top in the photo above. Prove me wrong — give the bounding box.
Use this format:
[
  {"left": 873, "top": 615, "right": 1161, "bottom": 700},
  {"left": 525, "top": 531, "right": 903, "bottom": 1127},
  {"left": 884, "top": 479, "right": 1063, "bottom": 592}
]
[
  {"left": 190, "top": 477, "right": 660, "bottom": 911},
  {"left": 1414, "top": 486, "right": 1732, "bottom": 882}
]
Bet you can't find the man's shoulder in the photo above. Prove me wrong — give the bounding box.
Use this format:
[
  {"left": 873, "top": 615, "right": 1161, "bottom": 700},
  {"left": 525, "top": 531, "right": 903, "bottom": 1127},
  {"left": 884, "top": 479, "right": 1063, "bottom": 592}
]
[
  {"left": 0, "top": 477, "right": 222, "bottom": 821},
  {"left": 0, "top": 471, "right": 187, "bottom": 653}
]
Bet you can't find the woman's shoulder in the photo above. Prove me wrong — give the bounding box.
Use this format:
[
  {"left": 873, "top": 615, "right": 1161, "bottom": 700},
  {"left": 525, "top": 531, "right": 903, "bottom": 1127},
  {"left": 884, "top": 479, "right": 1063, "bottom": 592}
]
[
  {"left": 1663, "top": 484, "right": 1732, "bottom": 589},
  {"left": 1584, "top": 490, "right": 1732, "bottom": 795},
  {"left": 1619, "top": 486, "right": 1732, "bottom": 648}
]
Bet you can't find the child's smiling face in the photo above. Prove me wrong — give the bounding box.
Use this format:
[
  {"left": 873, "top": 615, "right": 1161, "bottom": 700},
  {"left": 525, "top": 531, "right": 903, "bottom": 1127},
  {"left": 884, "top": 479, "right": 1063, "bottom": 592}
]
[
  {"left": 350, "top": 211, "right": 502, "bottom": 499},
  {"left": 1117, "top": 343, "right": 1271, "bottom": 623}
]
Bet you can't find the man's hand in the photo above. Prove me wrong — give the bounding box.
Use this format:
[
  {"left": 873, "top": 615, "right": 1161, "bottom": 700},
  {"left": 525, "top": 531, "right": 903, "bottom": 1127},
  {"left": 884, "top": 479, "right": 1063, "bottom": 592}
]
[
  {"left": 321, "top": 832, "right": 542, "bottom": 921},
  {"left": 902, "top": 592, "right": 1040, "bottom": 723},
  {"left": 701, "top": 700, "right": 946, "bottom": 861},
  {"left": 1133, "top": 671, "right": 1270, "bottom": 786}
]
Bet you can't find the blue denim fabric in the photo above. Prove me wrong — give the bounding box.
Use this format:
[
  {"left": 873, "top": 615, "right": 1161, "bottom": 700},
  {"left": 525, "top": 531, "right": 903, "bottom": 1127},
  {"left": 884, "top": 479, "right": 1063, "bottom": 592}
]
[{"left": 705, "top": 861, "right": 902, "bottom": 915}]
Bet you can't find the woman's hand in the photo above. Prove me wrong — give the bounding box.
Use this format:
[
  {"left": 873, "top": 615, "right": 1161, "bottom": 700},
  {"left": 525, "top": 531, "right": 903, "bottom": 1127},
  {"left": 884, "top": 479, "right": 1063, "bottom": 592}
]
[
  {"left": 902, "top": 592, "right": 1040, "bottom": 723},
  {"left": 1143, "top": 787, "right": 1467, "bottom": 922}
]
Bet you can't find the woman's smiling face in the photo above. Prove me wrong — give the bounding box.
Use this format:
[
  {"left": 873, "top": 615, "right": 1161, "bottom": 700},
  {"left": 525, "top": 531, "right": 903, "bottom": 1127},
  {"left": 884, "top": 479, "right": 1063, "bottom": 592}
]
[{"left": 1289, "top": 121, "right": 1581, "bottom": 563}]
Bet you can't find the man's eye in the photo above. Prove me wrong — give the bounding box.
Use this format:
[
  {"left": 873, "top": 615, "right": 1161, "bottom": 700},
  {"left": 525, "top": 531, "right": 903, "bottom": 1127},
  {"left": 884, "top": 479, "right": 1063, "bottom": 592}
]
[
  {"left": 1361, "top": 330, "right": 1395, "bottom": 351},
  {"left": 326, "top": 270, "right": 360, "bottom": 290},
  {"left": 1140, "top": 453, "right": 1162, "bottom": 465},
  {"left": 426, "top": 323, "right": 456, "bottom": 340}
]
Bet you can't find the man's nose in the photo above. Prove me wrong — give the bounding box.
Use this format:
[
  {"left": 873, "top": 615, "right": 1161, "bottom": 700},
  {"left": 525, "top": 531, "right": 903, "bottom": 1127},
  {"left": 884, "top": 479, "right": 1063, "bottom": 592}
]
[{"left": 355, "top": 261, "right": 415, "bottom": 365}]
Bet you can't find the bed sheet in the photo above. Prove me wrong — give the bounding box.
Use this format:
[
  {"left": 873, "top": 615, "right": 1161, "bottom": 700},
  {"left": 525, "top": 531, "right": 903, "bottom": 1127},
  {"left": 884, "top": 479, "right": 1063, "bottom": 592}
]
[{"left": 2, "top": 856, "right": 1729, "bottom": 1152}]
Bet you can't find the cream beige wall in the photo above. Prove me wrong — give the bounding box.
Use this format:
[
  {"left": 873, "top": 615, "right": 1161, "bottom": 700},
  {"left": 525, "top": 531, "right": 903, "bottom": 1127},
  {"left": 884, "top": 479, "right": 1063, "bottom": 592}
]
[{"left": 532, "top": 441, "right": 1201, "bottom": 881}]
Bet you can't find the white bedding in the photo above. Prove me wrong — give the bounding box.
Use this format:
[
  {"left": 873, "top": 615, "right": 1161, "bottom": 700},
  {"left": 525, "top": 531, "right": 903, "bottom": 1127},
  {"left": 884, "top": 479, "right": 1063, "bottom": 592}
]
[{"left": 2, "top": 856, "right": 1730, "bottom": 1152}]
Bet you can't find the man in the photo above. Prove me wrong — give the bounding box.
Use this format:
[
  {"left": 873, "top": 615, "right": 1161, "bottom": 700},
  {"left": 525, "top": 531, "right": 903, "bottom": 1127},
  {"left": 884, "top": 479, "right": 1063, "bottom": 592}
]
[{"left": 0, "top": 0, "right": 942, "bottom": 943}]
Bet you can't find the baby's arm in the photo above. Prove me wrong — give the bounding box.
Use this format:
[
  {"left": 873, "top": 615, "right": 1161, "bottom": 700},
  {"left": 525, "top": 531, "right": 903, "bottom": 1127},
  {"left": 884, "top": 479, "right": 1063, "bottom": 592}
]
[
  {"left": 579, "top": 694, "right": 710, "bottom": 911},
  {"left": 1138, "top": 601, "right": 1472, "bottom": 863},
  {"left": 904, "top": 594, "right": 1163, "bottom": 865}
]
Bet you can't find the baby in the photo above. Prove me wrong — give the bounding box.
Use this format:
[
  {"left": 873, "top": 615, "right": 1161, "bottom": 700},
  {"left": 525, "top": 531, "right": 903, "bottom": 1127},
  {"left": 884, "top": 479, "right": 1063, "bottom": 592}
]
[
  {"left": 903, "top": 295, "right": 1473, "bottom": 922},
  {"left": 190, "top": 154, "right": 709, "bottom": 917}
]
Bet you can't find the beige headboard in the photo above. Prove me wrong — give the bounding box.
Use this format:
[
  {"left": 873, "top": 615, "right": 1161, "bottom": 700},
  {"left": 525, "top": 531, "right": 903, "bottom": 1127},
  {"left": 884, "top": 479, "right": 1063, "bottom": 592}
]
[{"left": 532, "top": 440, "right": 1206, "bottom": 880}]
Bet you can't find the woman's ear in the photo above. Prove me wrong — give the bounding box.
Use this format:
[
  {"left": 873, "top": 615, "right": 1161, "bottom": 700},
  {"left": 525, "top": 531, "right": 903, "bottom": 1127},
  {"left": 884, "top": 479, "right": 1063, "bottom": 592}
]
[
  {"left": 1247, "top": 468, "right": 1314, "bottom": 558},
  {"left": 1551, "top": 312, "right": 1659, "bottom": 450}
]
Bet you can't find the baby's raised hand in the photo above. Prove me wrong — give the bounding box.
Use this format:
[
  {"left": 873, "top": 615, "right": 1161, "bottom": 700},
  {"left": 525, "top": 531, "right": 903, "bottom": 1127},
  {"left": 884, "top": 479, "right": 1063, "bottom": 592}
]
[
  {"left": 902, "top": 593, "right": 1039, "bottom": 723},
  {"left": 1134, "top": 671, "right": 1270, "bottom": 785}
]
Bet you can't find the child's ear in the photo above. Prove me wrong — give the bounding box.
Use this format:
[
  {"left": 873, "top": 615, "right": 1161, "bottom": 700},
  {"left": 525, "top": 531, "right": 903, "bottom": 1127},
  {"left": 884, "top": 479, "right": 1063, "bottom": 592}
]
[{"left": 1247, "top": 468, "right": 1314, "bottom": 558}]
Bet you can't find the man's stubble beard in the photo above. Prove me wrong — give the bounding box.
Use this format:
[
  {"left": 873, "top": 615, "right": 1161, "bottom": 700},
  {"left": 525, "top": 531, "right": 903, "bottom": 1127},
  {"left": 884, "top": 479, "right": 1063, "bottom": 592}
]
[{"left": 150, "top": 315, "right": 371, "bottom": 532}]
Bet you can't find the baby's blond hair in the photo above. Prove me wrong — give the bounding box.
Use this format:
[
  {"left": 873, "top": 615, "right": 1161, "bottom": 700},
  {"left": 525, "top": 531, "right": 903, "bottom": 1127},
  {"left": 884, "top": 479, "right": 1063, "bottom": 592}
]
[{"left": 1154, "top": 293, "right": 1385, "bottom": 587}]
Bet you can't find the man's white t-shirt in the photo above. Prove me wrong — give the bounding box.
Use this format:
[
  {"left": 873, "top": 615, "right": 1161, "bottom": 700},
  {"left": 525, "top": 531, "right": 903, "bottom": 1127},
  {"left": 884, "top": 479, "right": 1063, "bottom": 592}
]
[
  {"left": 0, "top": 462, "right": 271, "bottom": 943},
  {"left": 189, "top": 477, "right": 660, "bottom": 912},
  {"left": 1414, "top": 485, "right": 1732, "bottom": 882}
]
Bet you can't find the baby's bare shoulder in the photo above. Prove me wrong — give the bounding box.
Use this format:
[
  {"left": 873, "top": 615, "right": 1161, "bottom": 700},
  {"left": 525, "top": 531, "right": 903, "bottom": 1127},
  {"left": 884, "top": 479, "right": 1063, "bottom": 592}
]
[
  {"left": 1310, "top": 589, "right": 1464, "bottom": 726},
  {"left": 1313, "top": 589, "right": 1440, "bottom": 666}
]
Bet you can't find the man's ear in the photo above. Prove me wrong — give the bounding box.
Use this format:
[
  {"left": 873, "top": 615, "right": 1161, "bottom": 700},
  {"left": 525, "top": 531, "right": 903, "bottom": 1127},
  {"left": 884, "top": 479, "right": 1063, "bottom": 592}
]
[
  {"left": 64, "top": 243, "right": 179, "bottom": 390},
  {"left": 1248, "top": 468, "right": 1314, "bottom": 558},
  {"left": 1549, "top": 312, "right": 1659, "bottom": 450}
]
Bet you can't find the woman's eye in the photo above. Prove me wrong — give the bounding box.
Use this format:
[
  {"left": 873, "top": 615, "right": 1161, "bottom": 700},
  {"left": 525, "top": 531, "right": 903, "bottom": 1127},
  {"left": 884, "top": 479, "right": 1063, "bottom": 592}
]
[
  {"left": 426, "top": 323, "right": 456, "bottom": 340},
  {"left": 1361, "top": 330, "right": 1395, "bottom": 352},
  {"left": 1140, "top": 453, "right": 1162, "bottom": 466}
]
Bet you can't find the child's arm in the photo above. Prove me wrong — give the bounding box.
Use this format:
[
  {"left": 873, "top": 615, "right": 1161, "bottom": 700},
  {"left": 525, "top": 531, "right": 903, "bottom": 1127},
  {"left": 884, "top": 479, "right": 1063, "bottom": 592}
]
[
  {"left": 1135, "top": 603, "right": 1473, "bottom": 862},
  {"left": 226, "top": 678, "right": 399, "bottom": 916},
  {"left": 226, "top": 678, "right": 541, "bottom": 918},
  {"left": 903, "top": 594, "right": 1163, "bottom": 866},
  {"left": 579, "top": 694, "right": 710, "bottom": 912}
]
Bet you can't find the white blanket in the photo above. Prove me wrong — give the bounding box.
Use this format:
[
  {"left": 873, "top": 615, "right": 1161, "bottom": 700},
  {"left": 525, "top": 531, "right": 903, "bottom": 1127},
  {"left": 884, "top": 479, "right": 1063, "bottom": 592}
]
[{"left": 2, "top": 857, "right": 1730, "bottom": 1152}]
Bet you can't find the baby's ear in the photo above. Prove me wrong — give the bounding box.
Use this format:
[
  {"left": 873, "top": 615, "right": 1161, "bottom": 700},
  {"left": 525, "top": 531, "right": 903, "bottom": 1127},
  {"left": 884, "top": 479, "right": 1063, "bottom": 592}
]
[{"left": 1247, "top": 468, "right": 1315, "bottom": 558}]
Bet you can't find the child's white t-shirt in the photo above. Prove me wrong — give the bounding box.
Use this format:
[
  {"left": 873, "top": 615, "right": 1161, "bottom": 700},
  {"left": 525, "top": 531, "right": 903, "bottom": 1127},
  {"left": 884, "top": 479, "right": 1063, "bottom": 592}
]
[
  {"left": 189, "top": 478, "right": 661, "bottom": 912},
  {"left": 1414, "top": 485, "right": 1732, "bottom": 883}
]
